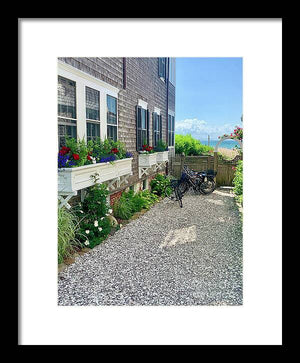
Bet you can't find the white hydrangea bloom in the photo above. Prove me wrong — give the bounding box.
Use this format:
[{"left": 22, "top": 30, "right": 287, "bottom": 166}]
[
  {"left": 94, "top": 220, "right": 98, "bottom": 227},
  {"left": 98, "top": 227, "right": 102, "bottom": 232},
  {"left": 84, "top": 240, "right": 89, "bottom": 246},
  {"left": 85, "top": 230, "right": 90, "bottom": 234}
]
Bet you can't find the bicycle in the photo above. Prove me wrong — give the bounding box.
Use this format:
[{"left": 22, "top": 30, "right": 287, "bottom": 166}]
[
  {"left": 165, "top": 178, "right": 183, "bottom": 208},
  {"left": 178, "top": 165, "right": 217, "bottom": 196}
]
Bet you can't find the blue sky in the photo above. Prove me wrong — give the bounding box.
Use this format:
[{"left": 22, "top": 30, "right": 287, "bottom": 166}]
[{"left": 175, "top": 57, "right": 243, "bottom": 140}]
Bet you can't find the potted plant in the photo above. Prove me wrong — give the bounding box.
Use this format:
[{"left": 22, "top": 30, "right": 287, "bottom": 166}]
[
  {"left": 58, "top": 137, "right": 133, "bottom": 194},
  {"left": 138, "top": 143, "right": 157, "bottom": 167},
  {"left": 154, "top": 140, "right": 169, "bottom": 162}
]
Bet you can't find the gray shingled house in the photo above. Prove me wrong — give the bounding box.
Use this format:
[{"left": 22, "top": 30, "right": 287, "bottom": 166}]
[{"left": 57, "top": 57, "right": 176, "bottom": 205}]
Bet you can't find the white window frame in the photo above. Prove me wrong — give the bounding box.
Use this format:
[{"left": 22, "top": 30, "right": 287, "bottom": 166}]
[
  {"left": 58, "top": 61, "right": 119, "bottom": 142},
  {"left": 168, "top": 109, "right": 175, "bottom": 148},
  {"left": 85, "top": 86, "right": 100, "bottom": 142}
]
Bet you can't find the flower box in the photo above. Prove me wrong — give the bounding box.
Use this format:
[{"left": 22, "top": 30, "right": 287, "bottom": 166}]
[
  {"left": 138, "top": 153, "right": 158, "bottom": 168},
  {"left": 156, "top": 151, "right": 169, "bottom": 163},
  {"left": 58, "top": 158, "right": 133, "bottom": 194}
]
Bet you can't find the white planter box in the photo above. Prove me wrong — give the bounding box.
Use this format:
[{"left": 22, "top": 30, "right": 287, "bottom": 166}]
[
  {"left": 156, "top": 151, "right": 169, "bottom": 163},
  {"left": 58, "top": 158, "right": 133, "bottom": 194},
  {"left": 138, "top": 153, "right": 157, "bottom": 167}
]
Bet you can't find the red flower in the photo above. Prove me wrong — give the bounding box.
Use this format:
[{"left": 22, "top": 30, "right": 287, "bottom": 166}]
[
  {"left": 111, "top": 148, "right": 119, "bottom": 154},
  {"left": 73, "top": 153, "right": 80, "bottom": 160},
  {"left": 59, "top": 146, "right": 71, "bottom": 155},
  {"left": 87, "top": 155, "right": 91, "bottom": 160}
]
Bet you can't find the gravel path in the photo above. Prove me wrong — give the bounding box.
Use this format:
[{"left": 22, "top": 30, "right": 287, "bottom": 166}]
[{"left": 58, "top": 187, "right": 243, "bottom": 305}]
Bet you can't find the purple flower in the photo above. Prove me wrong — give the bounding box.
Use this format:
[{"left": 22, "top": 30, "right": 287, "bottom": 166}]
[
  {"left": 99, "top": 154, "right": 117, "bottom": 163},
  {"left": 58, "top": 154, "right": 75, "bottom": 168},
  {"left": 125, "top": 151, "right": 133, "bottom": 158}
]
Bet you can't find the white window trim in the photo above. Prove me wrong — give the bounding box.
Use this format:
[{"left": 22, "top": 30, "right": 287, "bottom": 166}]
[
  {"left": 154, "top": 107, "right": 161, "bottom": 115},
  {"left": 58, "top": 61, "right": 119, "bottom": 142},
  {"left": 138, "top": 99, "right": 148, "bottom": 110},
  {"left": 168, "top": 111, "right": 175, "bottom": 148}
]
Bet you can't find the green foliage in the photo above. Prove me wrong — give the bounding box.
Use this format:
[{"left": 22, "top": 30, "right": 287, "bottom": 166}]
[
  {"left": 175, "top": 134, "right": 214, "bottom": 156},
  {"left": 154, "top": 139, "right": 168, "bottom": 152},
  {"left": 113, "top": 191, "right": 135, "bottom": 220},
  {"left": 150, "top": 173, "right": 172, "bottom": 196},
  {"left": 233, "top": 160, "right": 243, "bottom": 205},
  {"left": 138, "top": 190, "right": 159, "bottom": 208},
  {"left": 57, "top": 206, "right": 81, "bottom": 264},
  {"left": 113, "top": 189, "right": 159, "bottom": 220},
  {"left": 65, "top": 137, "right": 92, "bottom": 167},
  {"left": 73, "top": 184, "right": 111, "bottom": 249}
]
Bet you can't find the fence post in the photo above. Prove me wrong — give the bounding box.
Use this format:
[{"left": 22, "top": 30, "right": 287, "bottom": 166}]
[
  {"left": 213, "top": 152, "right": 218, "bottom": 184},
  {"left": 180, "top": 153, "right": 185, "bottom": 174}
]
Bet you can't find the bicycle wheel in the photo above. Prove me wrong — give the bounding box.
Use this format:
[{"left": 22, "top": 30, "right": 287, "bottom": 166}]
[
  {"left": 175, "top": 187, "right": 183, "bottom": 208},
  {"left": 178, "top": 181, "right": 189, "bottom": 195},
  {"left": 199, "top": 179, "right": 216, "bottom": 194}
]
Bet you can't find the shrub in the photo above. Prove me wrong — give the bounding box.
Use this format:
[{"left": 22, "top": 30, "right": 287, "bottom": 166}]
[
  {"left": 232, "top": 160, "right": 243, "bottom": 205},
  {"left": 113, "top": 191, "right": 135, "bottom": 220},
  {"left": 112, "top": 189, "right": 159, "bottom": 220},
  {"left": 138, "top": 190, "right": 159, "bottom": 208},
  {"left": 150, "top": 174, "right": 172, "bottom": 196},
  {"left": 73, "top": 184, "right": 111, "bottom": 249},
  {"left": 58, "top": 206, "right": 81, "bottom": 264},
  {"left": 175, "top": 134, "right": 213, "bottom": 156}
]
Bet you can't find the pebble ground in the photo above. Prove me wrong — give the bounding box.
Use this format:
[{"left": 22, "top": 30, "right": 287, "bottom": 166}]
[{"left": 58, "top": 187, "right": 243, "bottom": 305}]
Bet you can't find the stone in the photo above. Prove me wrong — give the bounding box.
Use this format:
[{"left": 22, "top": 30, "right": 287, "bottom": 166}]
[
  {"left": 107, "top": 214, "right": 119, "bottom": 227},
  {"left": 58, "top": 263, "right": 67, "bottom": 273},
  {"left": 64, "top": 257, "right": 75, "bottom": 265}
]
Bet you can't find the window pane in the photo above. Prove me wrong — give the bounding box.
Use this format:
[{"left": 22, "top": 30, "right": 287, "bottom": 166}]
[
  {"left": 58, "top": 76, "right": 76, "bottom": 119},
  {"left": 168, "top": 115, "right": 171, "bottom": 130},
  {"left": 137, "top": 129, "right": 142, "bottom": 150},
  {"left": 141, "top": 109, "right": 146, "bottom": 130},
  {"left": 87, "top": 122, "right": 100, "bottom": 141},
  {"left": 107, "top": 125, "right": 117, "bottom": 142},
  {"left": 58, "top": 124, "right": 77, "bottom": 148},
  {"left": 172, "top": 116, "right": 175, "bottom": 131},
  {"left": 142, "top": 130, "right": 147, "bottom": 145},
  {"left": 107, "top": 95, "right": 117, "bottom": 125},
  {"left": 86, "top": 87, "right": 100, "bottom": 120}
]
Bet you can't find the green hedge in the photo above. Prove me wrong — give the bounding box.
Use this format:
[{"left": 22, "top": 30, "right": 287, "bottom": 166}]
[
  {"left": 175, "top": 134, "right": 213, "bottom": 156},
  {"left": 233, "top": 160, "right": 243, "bottom": 205}
]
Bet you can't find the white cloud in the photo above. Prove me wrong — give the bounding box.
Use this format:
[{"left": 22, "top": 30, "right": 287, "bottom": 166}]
[{"left": 175, "top": 118, "right": 241, "bottom": 140}]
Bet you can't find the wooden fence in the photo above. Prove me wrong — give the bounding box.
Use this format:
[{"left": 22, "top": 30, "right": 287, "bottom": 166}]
[{"left": 169, "top": 154, "right": 241, "bottom": 186}]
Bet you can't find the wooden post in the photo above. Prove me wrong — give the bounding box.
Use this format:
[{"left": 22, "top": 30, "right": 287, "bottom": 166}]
[
  {"left": 213, "top": 151, "right": 218, "bottom": 184},
  {"left": 180, "top": 153, "right": 185, "bottom": 175}
]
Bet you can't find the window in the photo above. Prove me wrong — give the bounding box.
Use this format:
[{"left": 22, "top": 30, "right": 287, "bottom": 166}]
[
  {"left": 168, "top": 114, "right": 175, "bottom": 147},
  {"left": 86, "top": 86, "right": 100, "bottom": 142},
  {"left": 153, "top": 112, "right": 162, "bottom": 147},
  {"left": 107, "top": 95, "right": 117, "bottom": 141},
  {"left": 136, "top": 106, "right": 149, "bottom": 150},
  {"left": 169, "top": 58, "right": 176, "bottom": 86},
  {"left": 57, "top": 76, "right": 77, "bottom": 148},
  {"left": 158, "top": 58, "right": 166, "bottom": 80}
]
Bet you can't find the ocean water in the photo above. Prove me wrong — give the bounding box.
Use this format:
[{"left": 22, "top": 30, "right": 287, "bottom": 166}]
[{"left": 199, "top": 139, "right": 240, "bottom": 150}]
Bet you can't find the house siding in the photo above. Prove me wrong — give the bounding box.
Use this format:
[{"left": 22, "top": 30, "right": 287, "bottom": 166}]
[{"left": 58, "top": 57, "right": 175, "bottom": 193}]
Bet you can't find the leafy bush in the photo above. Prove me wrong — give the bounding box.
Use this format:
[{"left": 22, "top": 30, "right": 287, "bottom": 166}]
[
  {"left": 150, "top": 174, "right": 172, "bottom": 196},
  {"left": 73, "top": 184, "right": 111, "bottom": 249},
  {"left": 175, "top": 134, "right": 213, "bottom": 156},
  {"left": 232, "top": 160, "right": 243, "bottom": 205},
  {"left": 113, "top": 191, "right": 135, "bottom": 220},
  {"left": 113, "top": 189, "right": 159, "bottom": 220},
  {"left": 58, "top": 206, "right": 81, "bottom": 264}
]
